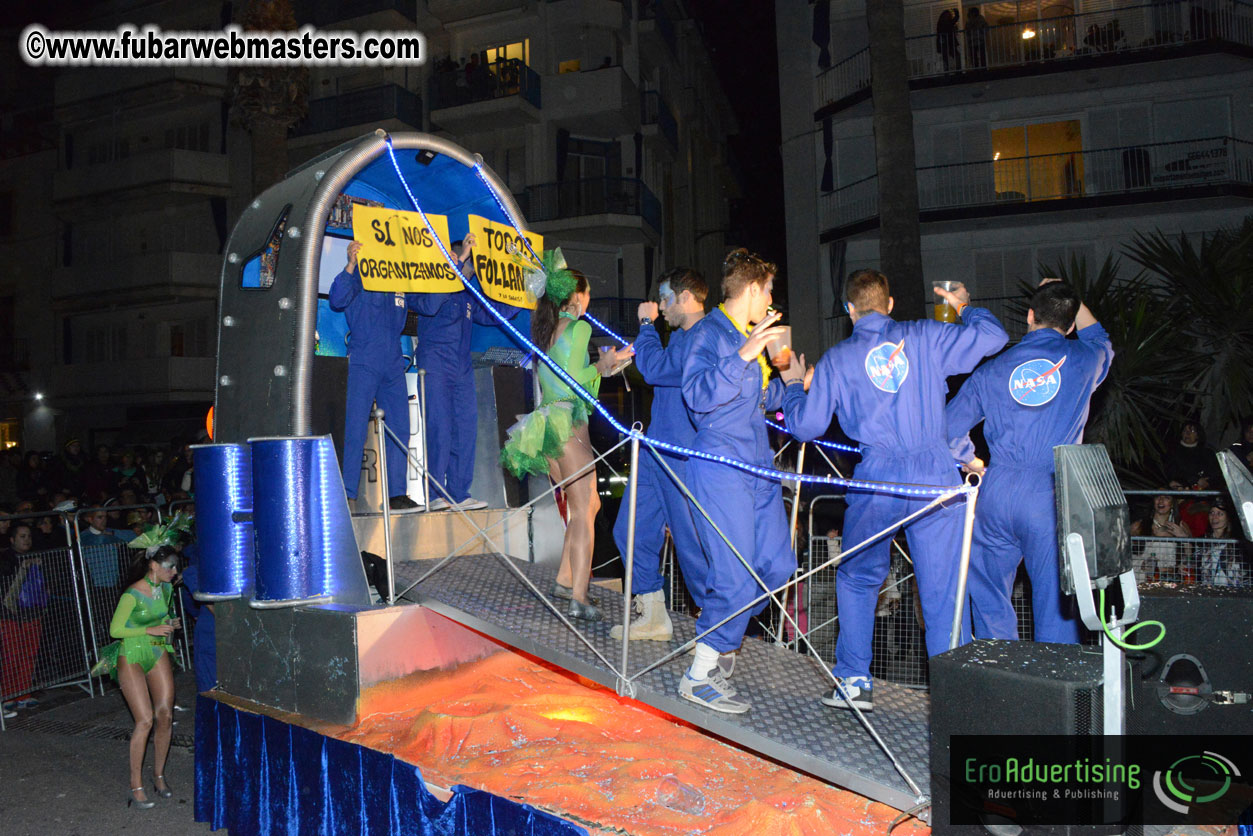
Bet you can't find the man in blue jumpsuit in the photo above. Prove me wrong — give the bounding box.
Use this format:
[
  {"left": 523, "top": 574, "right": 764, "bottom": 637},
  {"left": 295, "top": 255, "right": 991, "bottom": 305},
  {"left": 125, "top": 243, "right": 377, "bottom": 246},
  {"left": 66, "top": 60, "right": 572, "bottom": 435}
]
[
  {"left": 946, "top": 279, "right": 1112, "bottom": 643},
  {"left": 409, "top": 234, "right": 520, "bottom": 511},
  {"left": 679, "top": 249, "right": 792, "bottom": 714},
  {"left": 329, "top": 240, "right": 421, "bottom": 510},
  {"left": 611, "top": 268, "right": 709, "bottom": 642},
  {"left": 781, "top": 269, "right": 1007, "bottom": 711}
]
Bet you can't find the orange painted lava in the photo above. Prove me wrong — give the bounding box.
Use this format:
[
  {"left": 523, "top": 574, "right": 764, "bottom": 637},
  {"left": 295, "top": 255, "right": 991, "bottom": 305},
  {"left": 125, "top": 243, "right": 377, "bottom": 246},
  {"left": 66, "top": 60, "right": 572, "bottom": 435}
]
[{"left": 338, "top": 651, "right": 929, "bottom": 835}]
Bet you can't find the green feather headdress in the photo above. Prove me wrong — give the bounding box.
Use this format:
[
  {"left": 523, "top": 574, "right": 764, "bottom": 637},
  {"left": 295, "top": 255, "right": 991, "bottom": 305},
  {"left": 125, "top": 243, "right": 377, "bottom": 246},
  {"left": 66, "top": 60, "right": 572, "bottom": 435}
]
[
  {"left": 129, "top": 510, "right": 193, "bottom": 558},
  {"left": 520, "top": 247, "right": 577, "bottom": 305}
]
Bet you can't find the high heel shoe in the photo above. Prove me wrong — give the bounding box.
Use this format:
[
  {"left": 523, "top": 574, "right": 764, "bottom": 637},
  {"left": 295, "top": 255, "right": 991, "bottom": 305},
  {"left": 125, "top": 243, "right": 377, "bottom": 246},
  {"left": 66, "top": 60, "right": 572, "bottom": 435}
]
[
  {"left": 128, "top": 788, "right": 156, "bottom": 809},
  {"left": 552, "top": 582, "right": 600, "bottom": 605},
  {"left": 567, "top": 598, "right": 603, "bottom": 622},
  {"left": 154, "top": 775, "right": 173, "bottom": 799}
]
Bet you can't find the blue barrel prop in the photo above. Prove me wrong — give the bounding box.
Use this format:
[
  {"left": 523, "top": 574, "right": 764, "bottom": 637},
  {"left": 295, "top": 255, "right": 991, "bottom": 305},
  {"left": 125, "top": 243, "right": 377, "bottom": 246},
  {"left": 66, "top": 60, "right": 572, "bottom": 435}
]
[
  {"left": 190, "top": 443, "right": 254, "bottom": 601},
  {"left": 248, "top": 435, "right": 370, "bottom": 608}
]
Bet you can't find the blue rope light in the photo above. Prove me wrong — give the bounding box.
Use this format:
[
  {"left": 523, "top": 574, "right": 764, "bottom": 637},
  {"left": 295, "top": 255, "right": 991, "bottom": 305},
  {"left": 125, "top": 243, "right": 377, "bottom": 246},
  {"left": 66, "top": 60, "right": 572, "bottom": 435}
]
[{"left": 381, "top": 139, "right": 964, "bottom": 499}]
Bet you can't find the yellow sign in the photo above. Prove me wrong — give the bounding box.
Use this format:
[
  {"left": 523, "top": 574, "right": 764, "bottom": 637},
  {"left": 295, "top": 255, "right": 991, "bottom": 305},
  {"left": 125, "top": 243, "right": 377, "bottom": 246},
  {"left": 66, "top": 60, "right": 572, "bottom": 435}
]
[
  {"left": 352, "top": 206, "right": 463, "bottom": 294},
  {"left": 468, "top": 215, "right": 541, "bottom": 310}
]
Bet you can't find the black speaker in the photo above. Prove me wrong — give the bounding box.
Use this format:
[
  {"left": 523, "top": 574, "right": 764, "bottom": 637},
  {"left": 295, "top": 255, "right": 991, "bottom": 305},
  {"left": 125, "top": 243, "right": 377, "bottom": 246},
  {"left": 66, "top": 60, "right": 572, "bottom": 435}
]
[
  {"left": 930, "top": 640, "right": 1105, "bottom": 834},
  {"left": 1128, "top": 585, "right": 1253, "bottom": 736}
]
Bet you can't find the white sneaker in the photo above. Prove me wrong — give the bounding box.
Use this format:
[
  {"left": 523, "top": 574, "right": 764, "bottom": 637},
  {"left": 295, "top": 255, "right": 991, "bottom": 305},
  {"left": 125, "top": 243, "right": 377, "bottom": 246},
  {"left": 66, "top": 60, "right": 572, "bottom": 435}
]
[
  {"left": 609, "top": 590, "right": 674, "bottom": 641},
  {"left": 679, "top": 671, "right": 749, "bottom": 714},
  {"left": 454, "top": 497, "right": 488, "bottom": 511},
  {"left": 427, "top": 497, "right": 451, "bottom": 511},
  {"left": 821, "top": 676, "right": 873, "bottom": 711}
]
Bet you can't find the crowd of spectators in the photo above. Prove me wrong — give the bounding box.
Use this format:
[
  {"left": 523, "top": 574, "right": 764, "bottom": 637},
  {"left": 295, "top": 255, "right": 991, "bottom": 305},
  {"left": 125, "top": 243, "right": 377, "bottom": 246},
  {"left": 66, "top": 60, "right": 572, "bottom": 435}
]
[
  {"left": 0, "top": 435, "right": 207, "bottom": 721},
  {"left": 1129, "top": 419, "right": 1252, "bottom": 586}
]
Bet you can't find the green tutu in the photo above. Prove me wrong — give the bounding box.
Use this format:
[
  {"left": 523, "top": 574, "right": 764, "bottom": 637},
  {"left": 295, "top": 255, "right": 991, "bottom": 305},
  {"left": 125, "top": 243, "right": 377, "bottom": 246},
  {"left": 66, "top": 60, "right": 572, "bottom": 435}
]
[
  {"left": 500, "top": 400, "right": 589, "bottom": 478},
  {"left": 91, "top": 636, "right": 176, "bottom": 680}
]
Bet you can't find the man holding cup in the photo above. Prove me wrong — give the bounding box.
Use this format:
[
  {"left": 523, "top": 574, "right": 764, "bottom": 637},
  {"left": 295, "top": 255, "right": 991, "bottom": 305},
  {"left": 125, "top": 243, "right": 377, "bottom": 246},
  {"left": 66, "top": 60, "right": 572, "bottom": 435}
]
[
  {"left": 610, "top": 268, "right": 710, "bottom": 642},
  {"left": 945, "top": 279, "right": 1112, "bottom": 642},
  {"left": 779, "top": 269, "right": 1007, "bottom": 711}
]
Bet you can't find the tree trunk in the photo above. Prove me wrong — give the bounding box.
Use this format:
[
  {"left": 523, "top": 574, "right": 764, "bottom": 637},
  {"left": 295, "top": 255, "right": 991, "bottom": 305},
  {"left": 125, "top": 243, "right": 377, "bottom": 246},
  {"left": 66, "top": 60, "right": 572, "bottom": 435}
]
[
  {"left": 867, "top": 0, "right": 924, "bottom": 320},
  {"left": 250, "top": 114, "right": 290, "bottom": 197}
]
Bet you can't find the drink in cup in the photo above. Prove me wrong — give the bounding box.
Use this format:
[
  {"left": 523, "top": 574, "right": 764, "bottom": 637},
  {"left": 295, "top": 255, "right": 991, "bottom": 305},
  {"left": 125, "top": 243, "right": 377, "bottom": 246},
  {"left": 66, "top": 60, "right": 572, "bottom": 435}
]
[{"left": 932, "top": 280, "right": 963, "bottom": 323}]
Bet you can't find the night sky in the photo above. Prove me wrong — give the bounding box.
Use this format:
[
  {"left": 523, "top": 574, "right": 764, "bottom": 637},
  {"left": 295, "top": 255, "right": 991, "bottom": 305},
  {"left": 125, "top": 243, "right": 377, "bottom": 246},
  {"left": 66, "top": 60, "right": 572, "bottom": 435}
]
[{"left": 688, "top": 0, "right": 788, "bottom": 297}]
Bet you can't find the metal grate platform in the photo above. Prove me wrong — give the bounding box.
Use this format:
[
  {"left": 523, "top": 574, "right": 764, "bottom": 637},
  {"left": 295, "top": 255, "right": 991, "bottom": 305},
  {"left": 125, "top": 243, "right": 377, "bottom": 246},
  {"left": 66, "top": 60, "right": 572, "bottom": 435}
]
[{"left": 394, "top": 554, "right": 932, "bottom": 813}]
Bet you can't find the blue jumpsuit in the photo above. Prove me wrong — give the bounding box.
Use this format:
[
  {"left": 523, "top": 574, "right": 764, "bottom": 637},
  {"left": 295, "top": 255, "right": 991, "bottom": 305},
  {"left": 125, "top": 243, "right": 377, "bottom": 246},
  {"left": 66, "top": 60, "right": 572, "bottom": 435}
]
[
  {"left": 782, "top": 308, "right": 1007, "bottom": 680},
  {"left": 409, "top": 261, "right": 519, "bottom": 504},
  {"left": 611, "top": 323, "right": 707, "bottom": 604},
  {"left": 328, "top": 268, "right": 417, "bottom": 500},
  {"left": 946, "top": 322, "right": 1113, "bottom": 643},
  {"left": 682, "top": 309, "right": 796, "bottom": 653}
]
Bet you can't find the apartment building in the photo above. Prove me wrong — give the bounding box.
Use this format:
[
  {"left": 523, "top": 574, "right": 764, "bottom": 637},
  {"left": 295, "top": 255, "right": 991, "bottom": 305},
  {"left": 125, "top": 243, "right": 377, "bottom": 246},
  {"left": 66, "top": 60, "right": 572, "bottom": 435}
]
[
  {"left": 778, "top": 0, "right": 1253, "bottom": 351},
  {"left": 2, "top": 0, "right": 737, "bottom": 448}
]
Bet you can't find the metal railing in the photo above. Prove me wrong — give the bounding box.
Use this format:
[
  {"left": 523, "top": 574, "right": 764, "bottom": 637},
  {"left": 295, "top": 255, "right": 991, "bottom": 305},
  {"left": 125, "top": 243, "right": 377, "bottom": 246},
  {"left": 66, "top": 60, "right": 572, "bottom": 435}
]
[
  {"left": 524, "top": 177, "right": 663, "bottom": 234},
  {"left": 293, "top": 84, "right": 422, "bottom": 136},
  {"left": 428, "top": 58, "right": 541, "bottom": 110},
  {"left": 639, "top": 0, "right": 678, "bottom": 56},
  {"left": 587, "top": 297, "right": 646, "bottom": 341},
  {"left": 816, "top": 0, "right": 1253, "bottom": 111},
  {"left": 309, "top": 0, "right": 417, "bottom": 26},
  {"left": 821, "top": 136, "right": 1253, "bottom": 232},
  {"left": 641, "top": 90, "right": 678, "bottom": 149}
]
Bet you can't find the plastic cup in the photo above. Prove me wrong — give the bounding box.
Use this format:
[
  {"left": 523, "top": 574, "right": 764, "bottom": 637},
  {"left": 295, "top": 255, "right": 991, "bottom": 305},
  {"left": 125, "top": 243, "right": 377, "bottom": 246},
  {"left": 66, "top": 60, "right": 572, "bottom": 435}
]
[
  {"left": 766, "top": 325, "right": 792, "bottom": 370},
  {"left": 932, "top": 281, "right": 963, "bottom": 322}
]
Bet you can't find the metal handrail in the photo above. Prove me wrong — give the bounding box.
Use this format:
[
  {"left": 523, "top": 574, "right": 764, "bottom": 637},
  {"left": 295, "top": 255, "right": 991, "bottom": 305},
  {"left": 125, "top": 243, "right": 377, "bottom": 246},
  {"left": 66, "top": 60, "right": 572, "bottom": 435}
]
[
  {"left": 821, "top": 136, "right": 1253, "bottom": 230},
  {"left": 816, "top": 0, "right": 1253, "bottom": 109}
]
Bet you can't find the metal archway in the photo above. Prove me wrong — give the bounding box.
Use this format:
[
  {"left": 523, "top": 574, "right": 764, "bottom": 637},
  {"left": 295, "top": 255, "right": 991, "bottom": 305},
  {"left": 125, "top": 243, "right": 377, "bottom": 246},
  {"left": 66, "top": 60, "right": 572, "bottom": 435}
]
[{"left": 213, "top": 131, "right": 526, "bottom": 444}]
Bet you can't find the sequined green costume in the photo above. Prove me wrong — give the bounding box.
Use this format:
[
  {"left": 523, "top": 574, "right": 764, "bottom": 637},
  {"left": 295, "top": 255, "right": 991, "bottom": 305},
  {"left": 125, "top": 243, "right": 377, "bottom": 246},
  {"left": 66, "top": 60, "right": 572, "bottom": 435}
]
[
  {"left": 501, "top": 314, "right": 601, "bottom": 478},
  {"left": 92, "top": 582, "right": 174, "bottom": 679}
]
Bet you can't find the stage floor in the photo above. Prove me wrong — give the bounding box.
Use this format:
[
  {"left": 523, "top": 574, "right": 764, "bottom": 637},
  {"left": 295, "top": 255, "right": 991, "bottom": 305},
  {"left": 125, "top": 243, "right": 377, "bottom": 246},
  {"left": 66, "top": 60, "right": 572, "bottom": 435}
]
[{"left": 394, "top": 554, "right": 931, "bottom": 814}]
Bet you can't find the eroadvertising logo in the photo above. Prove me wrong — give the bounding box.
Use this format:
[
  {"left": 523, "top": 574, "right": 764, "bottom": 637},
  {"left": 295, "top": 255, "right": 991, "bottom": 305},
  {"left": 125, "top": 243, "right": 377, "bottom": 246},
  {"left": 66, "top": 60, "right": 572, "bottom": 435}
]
[
  {"left": 1152, "top": 751, "right": 1240, "bottom": 815},
  {"left": 864, "top": 339, "right": 908, "bottom": 394},
  {"left": 947, "top": 735, "right": 1252, "bottom": 829},
  {"left": 1008, "top": 355, "right": 1065, "bottom": 406}
]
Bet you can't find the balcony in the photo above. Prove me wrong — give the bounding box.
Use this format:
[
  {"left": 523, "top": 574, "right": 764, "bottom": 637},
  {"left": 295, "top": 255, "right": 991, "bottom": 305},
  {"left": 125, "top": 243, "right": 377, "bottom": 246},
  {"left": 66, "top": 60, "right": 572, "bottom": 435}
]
[
  {"left": 309, "top": 0, "right": 417, "bottom": 26},
  {"left": 0, "top": 340, "right": 31, "bottom": 373},
  {"left": 522, "top": 177, "right": 662, "bottom": 245},
  {"left": 428, "top": 59, "right": 541, "bottom": 134},
  {"left": 53, "top": 148, "right": 230, "bottom": 208},
  {"left": 55, "top": 67, "right": 226, "bottom": 113},
  {"left": 640, "top": 90, "right": 678, "bottom": 151},
  {"left": 51, "top": 252, "right": 222, "bottom": 310},
  {"left": 426, "top": 0, "right": 525, "bottom": 22},
  {"left": 54, "top": 357, "right": 216, "bottom": 403},
  {"left": 815, "top": 0, "right": 1253, "bottom": 116},
  {"left": 291, "top": 84, "right": 421, "bottom": 141},
  {"left": 545, "top": 67, "right": 639, "bottom": 137},
  {"left": 819, "top": 136, "right": 1253, "bottom": 237},
  {"left": 541, "top": 0, "right": 628, "bottom": 29},
  {"left": 639, "top": 0, "right": 679, "bottom": 65},
  {"left": 587, "top": 296, "right": 646, "bottom": 339}
]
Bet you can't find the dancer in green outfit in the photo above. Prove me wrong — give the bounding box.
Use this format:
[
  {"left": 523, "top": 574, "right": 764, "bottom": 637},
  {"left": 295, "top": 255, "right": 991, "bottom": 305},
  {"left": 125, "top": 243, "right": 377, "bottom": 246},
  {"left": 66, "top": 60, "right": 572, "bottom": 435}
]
[
  {"left": 502, "top": 251, "right": 631, "bottom": 622},
  {"left": 94, "top": 519, "right": 186, "bottom": 809}
]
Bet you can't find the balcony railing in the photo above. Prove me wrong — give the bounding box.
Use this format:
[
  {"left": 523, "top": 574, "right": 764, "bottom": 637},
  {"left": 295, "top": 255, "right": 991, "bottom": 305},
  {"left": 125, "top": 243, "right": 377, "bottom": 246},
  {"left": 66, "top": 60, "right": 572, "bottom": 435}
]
[
  {"left": 641, "top": 90, "right": 678, "bottom": 148},
  {"left": 587, "top": 297, "right": 646, "bottom": 339},
  {"left": 309, "top": 0, "right": 417, "bottom": 26},
  {"left": 293, "top": 84, "right": 421, "bottom": 136},
  {"left": 816, "top": 0, "right": 1253, "bottom": 112},
  {"left": 524, "top": 177, "right": 662, "bottom": 233},
  {"left": 821, "top": 136, "right": 1253, "bottom": 232},
  {"left": 0, "top": 339, "right": 30, "bottom": 372},
  {"left": 428, "top": 58, "right": 541, "bottom": 111}
]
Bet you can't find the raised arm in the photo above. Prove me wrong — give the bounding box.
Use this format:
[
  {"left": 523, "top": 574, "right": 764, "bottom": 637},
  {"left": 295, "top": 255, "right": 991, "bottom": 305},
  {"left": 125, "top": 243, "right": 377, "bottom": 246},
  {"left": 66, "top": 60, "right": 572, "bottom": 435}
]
[
  {"left": 936, "top": 306, "right": 1009, "bottom": 375},
  {"left": 781, "top": 352, "right": 841, "bottom": 442},
  {"left": 633, "top": 324, "right": 684, "bottom": 386},
  {"left": 682, "top": 328, "right": 757, "bottom": 413},
  {"left": 328, "top": 241, "right": 364, "bottom": 311}
]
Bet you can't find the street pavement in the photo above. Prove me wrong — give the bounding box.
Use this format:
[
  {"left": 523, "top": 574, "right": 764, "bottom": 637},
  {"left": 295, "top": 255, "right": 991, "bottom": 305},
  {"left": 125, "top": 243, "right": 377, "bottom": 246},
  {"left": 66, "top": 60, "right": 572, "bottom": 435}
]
[{"left": 0, "top": 671, "right": 213, "bottom": 836}]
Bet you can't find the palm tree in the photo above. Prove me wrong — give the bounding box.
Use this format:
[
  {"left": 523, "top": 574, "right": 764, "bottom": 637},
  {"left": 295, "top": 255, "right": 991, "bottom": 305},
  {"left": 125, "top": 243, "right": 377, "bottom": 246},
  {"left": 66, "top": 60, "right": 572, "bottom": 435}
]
[
  {"left": 1124, "top": 218, "right": 1253, "bottom": 444},
  {"left": 230, "top": 0, "right": 309, "bottom": 197},
  {"left": 866, "top": 0, "right": 924, "bottom": 319}
]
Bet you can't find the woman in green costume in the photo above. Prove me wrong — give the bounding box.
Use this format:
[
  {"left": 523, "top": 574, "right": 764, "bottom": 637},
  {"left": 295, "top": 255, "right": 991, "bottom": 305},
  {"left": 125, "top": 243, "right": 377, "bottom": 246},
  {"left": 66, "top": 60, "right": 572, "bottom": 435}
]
[
  {"left": 502, "top": 255, "right": 631, "bottom": 622},
  {"left": 94, "top": 524, "right": 183, "bottom": 809}
]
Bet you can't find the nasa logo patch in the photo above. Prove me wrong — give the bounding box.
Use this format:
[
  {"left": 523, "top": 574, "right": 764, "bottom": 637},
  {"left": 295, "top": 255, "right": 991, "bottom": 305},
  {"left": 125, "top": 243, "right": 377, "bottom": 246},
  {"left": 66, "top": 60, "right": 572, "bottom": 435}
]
[
  {"left": 1008, "top": 356, "right": 1065, "bottom": 406},
  {"left": 865, "top": 339, "right": 909, "bottom": 393}
]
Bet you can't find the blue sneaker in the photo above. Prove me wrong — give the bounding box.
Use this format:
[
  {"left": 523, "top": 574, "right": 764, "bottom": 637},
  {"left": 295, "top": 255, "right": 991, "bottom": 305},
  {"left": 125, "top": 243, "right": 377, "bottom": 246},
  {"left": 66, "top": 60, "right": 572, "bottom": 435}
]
[
  {"left": 821, "top": 676, "right": 873, "bottom": 711},
  {"left": 679, "top": 671, "right": 749, "bottom": 714}
]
